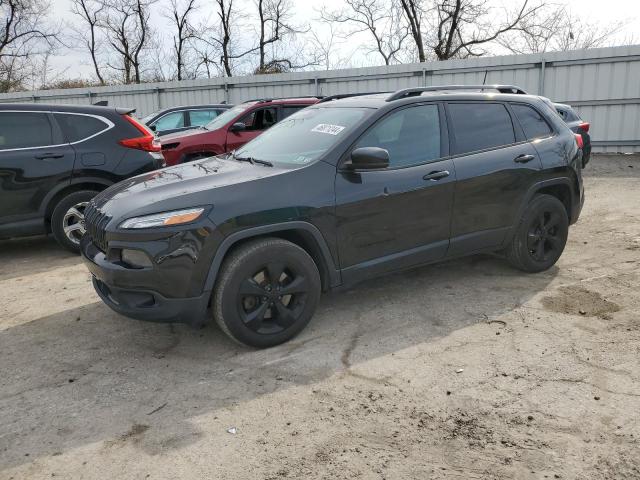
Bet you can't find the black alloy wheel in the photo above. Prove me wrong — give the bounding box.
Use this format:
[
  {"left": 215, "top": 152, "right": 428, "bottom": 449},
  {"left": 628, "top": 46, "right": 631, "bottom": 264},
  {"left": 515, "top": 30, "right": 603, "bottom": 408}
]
[
  {"left": 527, "top": 210, "right": 564, "bottom": 263},
  {"left": 213, "top": 238, "right": 321, "bottom": 348},
  {"left": 238, "top": 262, "right": 310, "bottom": 335},
  {"left": 506, "top": 194, "right": 569, "bottom": 273}
]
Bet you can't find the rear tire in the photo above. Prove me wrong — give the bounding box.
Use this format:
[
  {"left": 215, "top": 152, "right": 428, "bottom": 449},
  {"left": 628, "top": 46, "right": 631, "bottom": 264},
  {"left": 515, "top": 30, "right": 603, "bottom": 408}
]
[
  {"left": 51, "top": 190, "right": 98, "bottom": 253},
  {"left": 506, "top": 194, "right": 568, "bottom": 273},
  {"left": 213, "top": 238, "right": 321, "bottom": 348}
]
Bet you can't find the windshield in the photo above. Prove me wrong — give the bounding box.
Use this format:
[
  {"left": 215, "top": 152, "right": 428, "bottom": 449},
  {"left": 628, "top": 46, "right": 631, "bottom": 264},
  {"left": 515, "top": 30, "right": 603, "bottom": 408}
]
[
  {"left": 235, "top": 107, "right": 370, "bottom": 165},
  {"left": 205, "top": 105, "right": 249, "bottom": 130}
]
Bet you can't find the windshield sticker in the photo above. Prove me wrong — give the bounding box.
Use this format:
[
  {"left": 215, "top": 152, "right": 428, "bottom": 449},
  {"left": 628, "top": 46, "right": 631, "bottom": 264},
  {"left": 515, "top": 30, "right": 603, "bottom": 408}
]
[{"left": 311, "top": 124, "right": 346, "bottom": 135}]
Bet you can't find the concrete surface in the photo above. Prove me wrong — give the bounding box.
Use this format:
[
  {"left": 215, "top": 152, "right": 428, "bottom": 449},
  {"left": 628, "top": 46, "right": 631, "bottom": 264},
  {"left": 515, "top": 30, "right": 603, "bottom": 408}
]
[{"left": 1, "top": 155, "right": 639, "bottom": 479}]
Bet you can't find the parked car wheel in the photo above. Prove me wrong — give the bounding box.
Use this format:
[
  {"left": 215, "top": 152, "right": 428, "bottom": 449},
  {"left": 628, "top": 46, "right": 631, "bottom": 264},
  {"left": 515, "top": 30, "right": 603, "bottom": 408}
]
[
  {"left": 213, "top": 238, "right": 321, "bottom": 348},
  {"left": 506, "top": 194, "right": 568, "bottom": 273},
  {"left": 51, "top": 190, "right": 98, "bottom": 253}
]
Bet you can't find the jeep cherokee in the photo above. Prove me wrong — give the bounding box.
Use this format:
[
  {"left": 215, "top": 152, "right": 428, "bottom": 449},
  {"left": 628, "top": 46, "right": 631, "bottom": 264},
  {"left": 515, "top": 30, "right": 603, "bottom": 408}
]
[{"left": 81, "top": 85, "right": 584, "bottom": 348}]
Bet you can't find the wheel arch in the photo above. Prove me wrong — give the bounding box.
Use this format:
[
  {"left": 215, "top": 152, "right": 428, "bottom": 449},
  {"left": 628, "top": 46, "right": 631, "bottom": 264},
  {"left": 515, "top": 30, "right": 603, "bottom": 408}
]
[
  {"left": 504, "top": 177, "right": 575, "bottom": 246},
  {"left": 43, "top": 178, "right": 111, "bottom": 224},
  {"left": 203, "top": 222, "right": 341, "bottom": 294}
]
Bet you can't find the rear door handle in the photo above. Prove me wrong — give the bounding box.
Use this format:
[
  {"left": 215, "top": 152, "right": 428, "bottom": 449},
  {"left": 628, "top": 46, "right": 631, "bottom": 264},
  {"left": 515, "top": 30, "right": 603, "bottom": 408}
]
[
  {"left": 514, "top": 154, "right": 535, "bottom": 163},
  {"left": 423, "top": 170, "right": 450, "bottom": 181},
  {"left": 34, "top": 153, "right": 64, "bottom": 160}
]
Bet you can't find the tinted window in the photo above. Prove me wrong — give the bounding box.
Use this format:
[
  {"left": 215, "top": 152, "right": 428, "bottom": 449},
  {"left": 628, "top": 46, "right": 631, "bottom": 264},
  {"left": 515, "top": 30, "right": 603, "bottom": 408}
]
[
  {"left": 512, "top": 104, "right": 553, "bottom": 140},
  {"left": 240, "top": 107, "right": 278, "bottom": 131},
  {"left": 282, "top": 106, "right": 306, "bottom": 119},
  {"left": 236, "top": 107, "right": 369, "bottom": 166},
  {"left": 355, "top": 104, "right": 440, "bottom": 168},
  {"left": 55, "top": 113, "right": 108, "bottom": 142},
  {"left": 449, "top": 103, "right": 515, "bottom": 155},
  {"left": 0, "top": 112, "right": 53, "bottom": 149},
  {"left": 189, "top": 109, "right": 220, "bottom": 126},
  {"left": 153, "top": 111, "right": 185, "bottom": 130}
]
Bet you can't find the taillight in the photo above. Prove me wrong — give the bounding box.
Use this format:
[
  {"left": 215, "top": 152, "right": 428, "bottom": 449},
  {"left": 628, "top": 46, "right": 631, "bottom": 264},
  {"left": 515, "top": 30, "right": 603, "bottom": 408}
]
[
  {"left": 575, "top": 133, "right": 584, "bottom": 149},
  {"left": 119, "top": 115, "right": 161, "bottom": 152},
  {"left": 578, "top": 122, "right": 590, "bottom": 133}
]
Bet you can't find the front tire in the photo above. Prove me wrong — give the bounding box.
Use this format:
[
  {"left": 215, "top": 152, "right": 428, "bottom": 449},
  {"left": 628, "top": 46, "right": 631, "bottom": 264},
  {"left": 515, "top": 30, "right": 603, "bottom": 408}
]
[
  {"left": 506, "top": 194, "right": 569, "bottom": 273},
  {"left": 51, "top": 190, "right": 98, "bottom": 253},
  {"left": 213, "top": 238, "right": 321, "bottom": 348}
]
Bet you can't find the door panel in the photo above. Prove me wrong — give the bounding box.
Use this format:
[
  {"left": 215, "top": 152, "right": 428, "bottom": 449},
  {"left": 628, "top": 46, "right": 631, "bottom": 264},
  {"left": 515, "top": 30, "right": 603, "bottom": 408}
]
[
  {"left": 0, "top": 112, "right": 75, "bottom": 228},
  {"left": 446, "top": 101, "right": 542, "bottom": 256},
  {"left": 448, "top": 143, "right": 541, "bottom": 255},
  {"left": 335, "top": 103, "right": 454, "bottom": 283},
  {"left": 336, "top": 159, "right": 455, "bottom": 277}
]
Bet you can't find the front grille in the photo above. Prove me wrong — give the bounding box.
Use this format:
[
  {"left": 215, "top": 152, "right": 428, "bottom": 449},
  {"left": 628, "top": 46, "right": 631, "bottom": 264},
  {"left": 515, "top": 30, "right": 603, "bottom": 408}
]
[{"left": 84, "top": 202, "right": 112, "bottom": 252}]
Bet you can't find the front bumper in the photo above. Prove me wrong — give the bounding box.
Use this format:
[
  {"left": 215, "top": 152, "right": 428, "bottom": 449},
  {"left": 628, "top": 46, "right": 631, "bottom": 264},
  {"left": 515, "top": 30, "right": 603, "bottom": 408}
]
[{"left": 82, "top": 236, "right": 211, "bottom": 325}]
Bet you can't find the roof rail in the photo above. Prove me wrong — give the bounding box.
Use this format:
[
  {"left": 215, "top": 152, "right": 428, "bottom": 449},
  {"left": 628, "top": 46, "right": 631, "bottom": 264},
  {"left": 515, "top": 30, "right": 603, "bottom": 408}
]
[
  {"left": 385, "top": 85, "right": 528, "bottom": 102},
  {"left": 242, "top": 95, "right": 325, "bottom": 104},
  {"left": 317, "top": 92, "right": 388, "bottom": 103}
]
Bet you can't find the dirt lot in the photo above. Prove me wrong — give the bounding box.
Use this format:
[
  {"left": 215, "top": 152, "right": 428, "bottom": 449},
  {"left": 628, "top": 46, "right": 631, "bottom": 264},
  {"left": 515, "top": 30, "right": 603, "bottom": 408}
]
[{"left": 1, "top": 154, "right": 639, "bottom": 480}]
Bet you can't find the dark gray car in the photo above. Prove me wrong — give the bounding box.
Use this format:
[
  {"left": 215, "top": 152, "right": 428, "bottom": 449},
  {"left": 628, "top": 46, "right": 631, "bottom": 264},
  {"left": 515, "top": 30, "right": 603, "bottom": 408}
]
[
  {"left": 142, "top": 104, "right": 232, "bottom": 136},
  {"left": 0, "top": 104, "right": 165, "bottom": 252},
  {"left": 554, "top": 103, "right": 591, "bottom": 167}
]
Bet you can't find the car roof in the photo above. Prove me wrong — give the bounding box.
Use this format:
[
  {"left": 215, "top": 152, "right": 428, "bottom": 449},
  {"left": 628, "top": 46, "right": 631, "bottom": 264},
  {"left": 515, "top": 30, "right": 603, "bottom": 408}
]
[
  {"left": 243, "top": 97, "right": 321, "bottom": 106},
  {"left": 155, "top": 104, "right": 232, "bottom": 112},
  {"left": 311, "top": 91, "right": 546, "bottom": 109},
  {"left": 0, "top": 103, "right": 131, "bottom": 115}
]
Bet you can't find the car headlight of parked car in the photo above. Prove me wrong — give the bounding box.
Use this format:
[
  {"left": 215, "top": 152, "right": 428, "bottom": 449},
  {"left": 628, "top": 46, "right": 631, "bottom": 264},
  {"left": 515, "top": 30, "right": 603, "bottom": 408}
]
[{"left": 119, "top": 207, "right": 206, "bottom": 229}]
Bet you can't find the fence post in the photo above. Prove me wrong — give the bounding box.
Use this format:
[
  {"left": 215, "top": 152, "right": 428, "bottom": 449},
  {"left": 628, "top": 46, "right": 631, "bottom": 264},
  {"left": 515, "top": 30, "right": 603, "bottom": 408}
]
[{"left": 538, "top": 57, "right": 546, "bottom": 96}]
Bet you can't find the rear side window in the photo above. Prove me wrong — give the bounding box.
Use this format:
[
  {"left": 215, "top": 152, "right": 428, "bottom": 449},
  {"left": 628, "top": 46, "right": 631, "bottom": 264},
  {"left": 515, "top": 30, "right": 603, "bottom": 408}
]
[
  {"left": 189, "top": 109, "right": 220, "bottom": 126},
  {"left": 153, "top": 111, "right": 185, "bottom": 131},
  {"left": 0, "top": 112, "right": 53, "bottom": 149},
  {"left": 55, "top": 113, "right": 109, "bottom": 143},
  {"left": 511, "top": 104, "right": 553, "bottom": 140},
  {"left": 354, "top": 104, "right": 441, "bottom": 168},
  {"left": 449, "top": 103, "right": 515, "bottom": 155}
]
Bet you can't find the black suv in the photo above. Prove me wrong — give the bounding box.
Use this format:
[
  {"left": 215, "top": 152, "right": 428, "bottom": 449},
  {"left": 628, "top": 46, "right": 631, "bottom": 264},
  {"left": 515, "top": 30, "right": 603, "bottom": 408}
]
[
  {"left": 81, "top": 85, "right": 584, "bottom": 348},
  {"left": 0, "top": 104, "right": 164, "bottom": 251}
]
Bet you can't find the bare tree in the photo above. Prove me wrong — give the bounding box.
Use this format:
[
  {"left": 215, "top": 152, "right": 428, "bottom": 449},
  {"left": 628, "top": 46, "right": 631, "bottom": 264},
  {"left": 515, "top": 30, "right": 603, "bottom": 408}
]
[
  {"left": 321, "top": 0, "right": 409, "bottom": 66},
  {"left": 429, "top": 0, "right": 543, "bottom": 60},
  {"left": 70, "top": 0, "right": 106, "bottom": 84},
  {"left": 500, "top": 4, "right": 632, "bottom": 54},
  {"left": 1, "top": 0, "right": 59, "bottom": 91},
  {"left": 166, "top": 0, "right": 198, "bottom": 80},
  {"left": 308, "top": 22, "right": 351, "bottom": 71},
  {"left": 252, "top": 0, "right": 311, "bottom": 73},
  {"left": 399, "top": 0, "right": 427, "bottom": 62},
  {"left": 101, "top": 0, "right": 156, "bottom": 83}
]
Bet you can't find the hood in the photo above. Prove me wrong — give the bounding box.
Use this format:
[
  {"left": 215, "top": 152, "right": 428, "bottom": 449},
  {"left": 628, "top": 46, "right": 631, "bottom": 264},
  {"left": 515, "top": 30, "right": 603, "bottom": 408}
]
[{"left": 93, "top": 156, "right": 286, "bottom": 221}]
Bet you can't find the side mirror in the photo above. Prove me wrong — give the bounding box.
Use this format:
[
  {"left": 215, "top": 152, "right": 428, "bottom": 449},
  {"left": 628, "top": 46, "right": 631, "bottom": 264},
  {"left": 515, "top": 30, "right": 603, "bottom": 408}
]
[
  {"left": 230, "top": 122, "right": 246, "bottom": 132},
  {"left": 348, "top": 147, "right": 389, "bottom": 170},
  {"left": 149, "top": 124, "right": 157, "bottom": 132}
]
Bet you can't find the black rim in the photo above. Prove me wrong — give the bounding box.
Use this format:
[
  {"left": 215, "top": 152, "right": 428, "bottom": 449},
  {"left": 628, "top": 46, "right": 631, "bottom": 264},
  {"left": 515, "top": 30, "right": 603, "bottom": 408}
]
[
  {"left": 527, "top": 210, "right": 562, "bottom": 262},
  {"left": 237, "top": 262, "right": 309, "bottom": 335}
]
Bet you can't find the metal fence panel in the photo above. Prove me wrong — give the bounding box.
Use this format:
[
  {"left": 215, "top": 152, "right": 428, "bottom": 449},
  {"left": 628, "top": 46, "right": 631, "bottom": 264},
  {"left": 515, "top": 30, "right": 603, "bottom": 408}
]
[{"left": 1, "top": 45, "right": 639, "bottom": 152}]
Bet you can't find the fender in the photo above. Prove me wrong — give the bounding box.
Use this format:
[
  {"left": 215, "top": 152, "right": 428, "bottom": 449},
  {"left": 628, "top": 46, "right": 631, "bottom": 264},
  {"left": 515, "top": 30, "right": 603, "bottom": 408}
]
[
  {"left": 39, "top": 176, "right": 113, "bottom": 216},
  {"left": 202, "top": 221, "right": 341, "bottom": 293},
  {"left": 503, "top": 177, "right": 575, "bottom": 246}
]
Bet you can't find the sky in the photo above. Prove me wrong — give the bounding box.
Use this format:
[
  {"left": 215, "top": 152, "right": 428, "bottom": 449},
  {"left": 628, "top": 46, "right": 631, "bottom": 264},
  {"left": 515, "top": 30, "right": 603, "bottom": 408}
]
[{"left": 47, "top": 0, "right": 640, "bottom": 82}]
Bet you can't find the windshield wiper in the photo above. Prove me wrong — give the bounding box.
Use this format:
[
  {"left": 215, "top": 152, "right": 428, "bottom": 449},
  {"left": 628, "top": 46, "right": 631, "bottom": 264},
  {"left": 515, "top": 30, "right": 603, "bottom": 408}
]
[{"left": 230, "top": 151, "right": 273, "bottom": 167}]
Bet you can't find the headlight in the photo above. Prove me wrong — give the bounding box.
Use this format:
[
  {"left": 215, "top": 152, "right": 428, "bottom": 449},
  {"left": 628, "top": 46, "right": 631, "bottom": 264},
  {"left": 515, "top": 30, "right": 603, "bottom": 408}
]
[{"left": 119, "top": 207, "right": 205, "bottom": 229}]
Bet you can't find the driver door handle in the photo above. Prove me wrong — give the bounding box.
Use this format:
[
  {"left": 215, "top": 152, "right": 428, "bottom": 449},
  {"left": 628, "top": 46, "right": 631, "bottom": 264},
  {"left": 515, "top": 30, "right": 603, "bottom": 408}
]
[
  {"left": 34, "top": 153, "right": 64, "bottom": 160},
  {"left": 423, "top": 170, "right": 450, "bottom": 181},
  {"left": 514, "top": 154, "right": 535, "bottom": 163}
]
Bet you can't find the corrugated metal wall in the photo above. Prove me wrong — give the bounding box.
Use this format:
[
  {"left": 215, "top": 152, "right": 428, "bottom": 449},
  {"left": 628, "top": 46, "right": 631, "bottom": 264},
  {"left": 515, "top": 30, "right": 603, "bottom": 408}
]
[{"left": 1, "top": 45, "right": 639, "bottom": 152}]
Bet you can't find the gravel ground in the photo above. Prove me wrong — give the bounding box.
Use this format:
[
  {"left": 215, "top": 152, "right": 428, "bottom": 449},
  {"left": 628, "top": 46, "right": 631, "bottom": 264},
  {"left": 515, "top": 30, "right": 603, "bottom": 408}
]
[{"left": 1, "top": 154, "right": 639, "bottom": 480}]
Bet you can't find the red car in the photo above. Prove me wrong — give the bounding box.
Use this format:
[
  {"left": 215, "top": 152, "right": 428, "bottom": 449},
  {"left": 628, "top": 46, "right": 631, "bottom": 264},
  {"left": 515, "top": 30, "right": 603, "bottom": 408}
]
[{"left": 160, "top": 97, "right": 320, "bottom": 166}]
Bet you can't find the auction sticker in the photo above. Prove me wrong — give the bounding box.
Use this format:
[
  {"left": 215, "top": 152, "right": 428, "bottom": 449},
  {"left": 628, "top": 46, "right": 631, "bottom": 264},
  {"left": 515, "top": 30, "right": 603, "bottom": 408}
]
[{"left": 311, "top": 124, "right": 346, "bottom": 135}]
